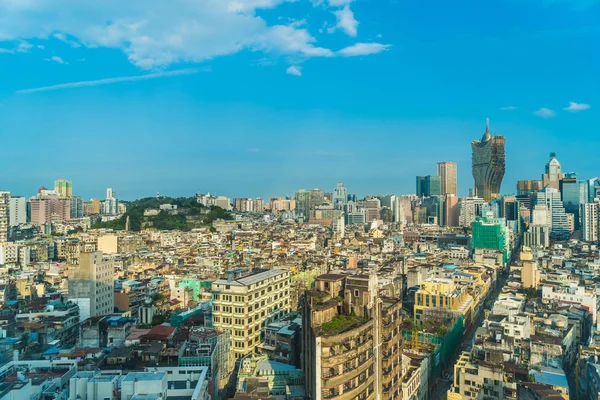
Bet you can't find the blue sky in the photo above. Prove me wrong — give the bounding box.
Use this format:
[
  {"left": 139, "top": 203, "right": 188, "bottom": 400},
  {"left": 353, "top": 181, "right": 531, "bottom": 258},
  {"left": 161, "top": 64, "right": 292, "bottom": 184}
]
[{"left": 0, "top": 0, "right": 598, "bottom": 201}]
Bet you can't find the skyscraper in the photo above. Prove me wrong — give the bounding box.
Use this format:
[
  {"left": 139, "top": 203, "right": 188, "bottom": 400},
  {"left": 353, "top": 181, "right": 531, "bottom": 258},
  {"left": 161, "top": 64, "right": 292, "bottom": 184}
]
[
  {"left": 437, "top": 161, "right": 457, "bottom": 196},
  {"left": 333, "top": 182, "right": 347, "bottom": 209},
  {"left": 534, "top": 186, "right": 571, "bottom": 236},
  {"left": 444, "top": 194, "right": 459, "bottom": 227},
  {"left": 294, "top": 189, "right": 310, "bottom": 218},
  {"left": 103, "top": 188, "right": 118, "bottom": 215},
  {"left": 416, "top": 175, "right": 441, "bottom": 197},
  {"left": 542, "top": 153, "right": 564, "bottom": 190},
  {"left": 471, "top": 119, "right": 506, "bottom": 202},
  {"left": 581, "top": 201, "right": 599, "bottom": 242},
  {"left": 54, "top": 179, "right": 73, "bottom": 197}
]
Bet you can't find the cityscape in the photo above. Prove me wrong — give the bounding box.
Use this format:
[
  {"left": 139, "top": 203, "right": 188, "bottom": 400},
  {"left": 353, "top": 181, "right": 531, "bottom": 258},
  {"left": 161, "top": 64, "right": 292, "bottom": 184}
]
[
  {"left": 1, "top": 121, "right": 600, "bottom": 400},
  {"left": 1, "top": 1, "right": 599, "bottom": 400}
]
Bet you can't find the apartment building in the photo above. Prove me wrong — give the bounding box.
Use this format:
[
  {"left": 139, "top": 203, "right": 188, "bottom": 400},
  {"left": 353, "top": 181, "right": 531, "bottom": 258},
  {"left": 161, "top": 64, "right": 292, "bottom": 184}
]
[
  {"left": 211, "top": 268, "right": 291, "bottom": 359},
  {"left": 301, "top": 273, "right": 404, "bottom": 400},
  {"left": 542, "top": 283, "right": 598, "bottom": 326},
  {"left": 413, "top": 277, "right": 474, "bottom": 327},
  {"left": 68, "top": 251, "right": 115, "bottom": 321}
]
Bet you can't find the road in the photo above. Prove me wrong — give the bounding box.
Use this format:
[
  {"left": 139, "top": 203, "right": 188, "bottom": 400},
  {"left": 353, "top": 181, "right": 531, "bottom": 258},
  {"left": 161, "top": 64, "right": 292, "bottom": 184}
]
[{"left": 429, "top": 267, "right": 511, "bottom": 400}]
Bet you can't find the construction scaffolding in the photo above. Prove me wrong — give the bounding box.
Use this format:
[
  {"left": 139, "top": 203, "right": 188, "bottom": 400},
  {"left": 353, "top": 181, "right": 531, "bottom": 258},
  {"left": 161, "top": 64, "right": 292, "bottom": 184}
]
[{"left": 402, "top": 315, "right": 464, "bottom": 380}]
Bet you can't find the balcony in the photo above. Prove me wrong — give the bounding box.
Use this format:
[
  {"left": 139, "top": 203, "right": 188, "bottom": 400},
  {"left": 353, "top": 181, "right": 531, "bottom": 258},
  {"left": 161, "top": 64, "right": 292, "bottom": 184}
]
[{"left": 323, "top": 358, "right": 371, "bottom": 390}]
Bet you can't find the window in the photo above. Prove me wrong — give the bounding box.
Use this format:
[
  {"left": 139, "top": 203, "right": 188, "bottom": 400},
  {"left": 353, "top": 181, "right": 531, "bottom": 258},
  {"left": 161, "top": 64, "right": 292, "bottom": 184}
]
[{"left": 354, "top": 290, "right": 359, "bottom": 297}]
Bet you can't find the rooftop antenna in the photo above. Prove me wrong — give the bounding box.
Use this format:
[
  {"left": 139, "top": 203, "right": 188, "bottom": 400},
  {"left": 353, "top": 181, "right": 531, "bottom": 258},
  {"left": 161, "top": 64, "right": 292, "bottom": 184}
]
[{"left": 485, "top": 118, "right": 490, "bottom": 132}]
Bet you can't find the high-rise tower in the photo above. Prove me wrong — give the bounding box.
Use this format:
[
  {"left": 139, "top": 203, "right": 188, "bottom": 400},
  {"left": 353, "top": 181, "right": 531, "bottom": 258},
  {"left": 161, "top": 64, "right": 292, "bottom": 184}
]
[
  {"left": 471, "top": 119, "right": 506, "bottom": 202},
  {"left": 437, "top": 161, "right": 457, "bottom": 196},
  {"left": 542, "top": 153, "right": 564, "bottom": 190},
  {"left": 54, "top": 179, "right": 73, "bottom": 197}
]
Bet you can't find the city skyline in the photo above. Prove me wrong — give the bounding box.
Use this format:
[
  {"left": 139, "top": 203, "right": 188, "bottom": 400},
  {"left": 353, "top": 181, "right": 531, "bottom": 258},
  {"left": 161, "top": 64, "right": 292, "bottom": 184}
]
[
  {"left": 0, "top": 136, "right": 597, "bottom": 202},
  {"left": 0, "top": 1, "right": 597, "bottom": 200}
]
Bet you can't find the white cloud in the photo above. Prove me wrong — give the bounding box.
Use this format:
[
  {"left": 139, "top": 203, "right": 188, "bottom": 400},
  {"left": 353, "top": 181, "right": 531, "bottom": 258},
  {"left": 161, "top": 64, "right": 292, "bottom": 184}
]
[
  {"left": 0, "top": 41, "right": 32, "bottom": 54},
  {"left": 563, "top": 101, "right": 590, "bottom": 112},
  {"left": 337, "top": 42, "right": 390, "bottom": 57},
  {"left": 532, "top": 108, "right": 556, "bottom": 118},
  {"left": 500, "top": 106, "right": 517, "bottom": 111},
  {"left": 286, "top": 65, "right": 302, "bottom": 76},
  {"left": 45, "top": 55, "right": 67, "bottom": 64},
  {"left": 328, "top": 0, "right": 353, "bottom": 5},
  {"left": 330, "top": 5, "right": 358, "bottom": 37},
  {"left": 0, "top": 0, "right": 341, "bottom": 69},
  {"left": 16, "top": 68, "right": 203, "bottom": 94}
]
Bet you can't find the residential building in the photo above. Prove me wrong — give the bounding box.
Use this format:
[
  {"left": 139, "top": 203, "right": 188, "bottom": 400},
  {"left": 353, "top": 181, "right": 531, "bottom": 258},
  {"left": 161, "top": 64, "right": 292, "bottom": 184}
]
[
  {"left": 9, "top": 196, "right": 27, "bottom": 226},
  {"left": 471, "top": 119, "right": 506, "bottom": 202},
  {"left": 445, "top": 194, "right": 459, "bottom": 227},
  {"left": 69, "top": 196, "right": 84, "bottom": 219},
  {"left": 333, "top": 214, "right": 345, "bottom": 239},
  {"left": 68, "top": 251, "right": 115, "bottom": 321},
  {"left": 458, "top": 197, "right": 485, "bottom": 227},
  {"left": 581, "top": 201, "right": 599, "bottom": 242},
  {"left": 0, "top": 191, "right": 9, "bottom": 242},
  {"left": 520, "top": 248, "right": 540, "bottom": 288},
  {"left": 30, "top": 195, "right": 70, "bottom": 224},
  {"left": 54, "top": 178, "right": 73, "bottom": 197},
  {"left": 211, "top": 268, "right": 291, "bottom": 359},
  {"left": 541, "top": 284, "right": 597, "bottom": 326},
  {"left": 438, "top": 161, "right": 458, "bottom": 196},
  {"left": 295, "top": 189, "right": 311, "bottom": 218},
  {"left": 301, "top": 273, "right": 404, "bottom": 400},
  {"left": 413, "top": 277, "right": 474, "bottom": 327}
]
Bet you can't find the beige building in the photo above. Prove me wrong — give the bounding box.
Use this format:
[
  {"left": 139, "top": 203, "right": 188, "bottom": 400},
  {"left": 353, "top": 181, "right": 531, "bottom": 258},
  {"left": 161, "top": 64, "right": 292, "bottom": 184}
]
[
  {"left": 211, "top": 269, "right": 291, "bottom": 359},
  {"left": 97, "top": 234, "right": 118, "bottom": 254},
  {"left": 438, "top": 161, "right": 457, "bottom": 196},
  {"left": 520, "top": 248, "right": 540, "bottom": 289},
  {"left": 414, "top": 277, "right": 474, "bottom": 326},
  {"left": 68, "top": 251, "right": 114, "bottom": 321}
]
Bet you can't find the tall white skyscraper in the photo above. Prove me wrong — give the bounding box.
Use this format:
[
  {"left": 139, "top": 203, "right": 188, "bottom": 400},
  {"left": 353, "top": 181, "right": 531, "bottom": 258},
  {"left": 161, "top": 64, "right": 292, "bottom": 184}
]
[
  {"left": 0, "top": 192, "right": 9, "bottom": 243},
  {"left": 581, "top": 201, "right": 599, "bottom": 242},
  {"left": 9, "top": 196, "right": 27, "bottom": 226},
  {"left": 103, "top": 188, "right": 119, "bottom": 215}
]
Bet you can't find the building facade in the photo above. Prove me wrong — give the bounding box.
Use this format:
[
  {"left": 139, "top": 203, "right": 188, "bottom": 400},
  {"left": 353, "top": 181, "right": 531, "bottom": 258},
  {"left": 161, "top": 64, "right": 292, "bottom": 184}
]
[
  {"left": 471, "top": 119, "right": 506, "bottom": 202},
  {"left": 8, "top": 196, "right": 27, "bottom": 227},
  {"left": 0, "top": 191, "right": 9, "bottom": 243},
  {"left": 68, "top": 251, "right": 115, "bottom": 321},
  {"left": 54, "top": 178, "right": 73, "bottom": 197},
  {"left": 301, "top": 273, "right": 404, "bottom": 400},
  {"left": 416, "top": 175, "right": 441, "bottom": 197},
  {"left": 438, "top": 161, "right": 458, "bottom": 196},
  {"left": 211, "top": 269, "right": 291, "bottom": 359}
]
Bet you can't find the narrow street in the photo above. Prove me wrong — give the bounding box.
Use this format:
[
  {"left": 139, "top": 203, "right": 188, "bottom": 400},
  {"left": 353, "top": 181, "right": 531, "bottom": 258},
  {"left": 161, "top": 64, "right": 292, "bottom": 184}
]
[{"left": 429, "top": 266, "right": 511, "bottom": 400}]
